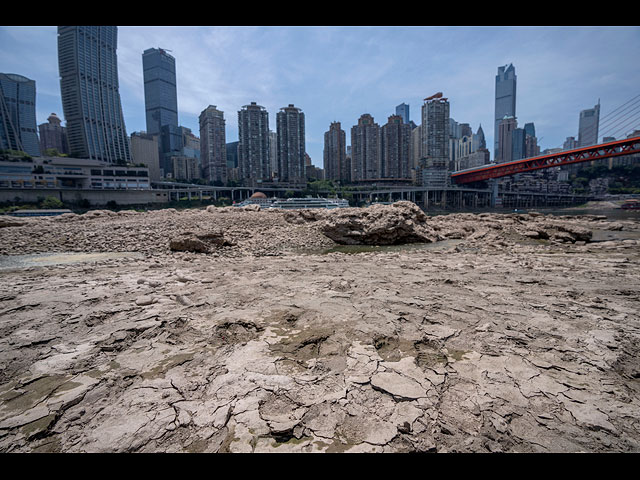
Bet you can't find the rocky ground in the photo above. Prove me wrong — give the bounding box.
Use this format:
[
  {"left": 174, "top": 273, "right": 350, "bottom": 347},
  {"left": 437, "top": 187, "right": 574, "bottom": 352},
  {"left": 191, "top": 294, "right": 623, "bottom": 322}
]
[{"left": 1, "top": 202, "right": 639, "bottom": 453}]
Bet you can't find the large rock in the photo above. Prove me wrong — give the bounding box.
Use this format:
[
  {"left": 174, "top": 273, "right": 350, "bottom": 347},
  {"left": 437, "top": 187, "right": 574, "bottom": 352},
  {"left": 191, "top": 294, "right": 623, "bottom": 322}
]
[
  {"left": 540, "top": 222, "right": 593, "bottom": 243},
  {"left": 319, "top": 201, "right": 442, "bottom": 245},
  {"left": 557, "top": 224, "right": 593, "bottom": 242},
  {"left": 169, "top": 229, "right": 234, "bottom": 253}
]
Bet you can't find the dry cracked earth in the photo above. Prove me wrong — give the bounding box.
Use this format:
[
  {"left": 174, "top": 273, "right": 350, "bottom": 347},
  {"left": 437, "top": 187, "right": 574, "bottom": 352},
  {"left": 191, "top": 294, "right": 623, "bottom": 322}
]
[{"left": 1, "top": 203, "right": 640, "bottom": 453}]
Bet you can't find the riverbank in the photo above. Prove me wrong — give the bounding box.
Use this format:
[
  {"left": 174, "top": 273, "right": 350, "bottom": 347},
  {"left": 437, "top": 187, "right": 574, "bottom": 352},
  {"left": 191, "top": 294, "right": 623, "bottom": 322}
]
[{"left": 1, "top": 203, "right": 639, "bottom": 452}]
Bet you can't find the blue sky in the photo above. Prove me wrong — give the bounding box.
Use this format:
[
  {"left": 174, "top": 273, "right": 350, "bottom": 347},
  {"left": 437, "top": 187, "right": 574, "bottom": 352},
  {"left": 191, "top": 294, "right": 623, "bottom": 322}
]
[{"left": 1, "top": 26, "right": 639, "bottom": 167}]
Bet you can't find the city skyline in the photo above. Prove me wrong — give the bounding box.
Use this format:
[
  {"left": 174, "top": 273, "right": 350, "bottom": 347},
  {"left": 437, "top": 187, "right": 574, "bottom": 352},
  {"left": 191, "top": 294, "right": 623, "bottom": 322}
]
[{"left": 1, "top": 26, "right": 639, "bottom": 168}]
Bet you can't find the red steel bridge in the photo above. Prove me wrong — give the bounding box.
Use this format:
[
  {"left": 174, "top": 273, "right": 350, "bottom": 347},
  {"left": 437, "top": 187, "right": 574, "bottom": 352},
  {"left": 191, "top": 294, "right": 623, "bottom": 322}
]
[{"left": 451, "top": 135, "right": 640, "bottom": 185}]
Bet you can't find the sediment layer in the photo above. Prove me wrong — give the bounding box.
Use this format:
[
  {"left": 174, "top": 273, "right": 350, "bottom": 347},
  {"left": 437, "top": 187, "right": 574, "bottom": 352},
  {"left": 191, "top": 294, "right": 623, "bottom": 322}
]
[{"left": 1, "top": 203, "right": 639, "bottom": 452}]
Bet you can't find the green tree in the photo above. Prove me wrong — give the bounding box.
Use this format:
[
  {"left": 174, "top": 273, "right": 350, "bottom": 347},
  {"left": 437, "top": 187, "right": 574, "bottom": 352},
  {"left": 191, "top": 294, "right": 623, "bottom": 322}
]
[{"left": 41, "top": 196, "right": 64, "bottom": 209}]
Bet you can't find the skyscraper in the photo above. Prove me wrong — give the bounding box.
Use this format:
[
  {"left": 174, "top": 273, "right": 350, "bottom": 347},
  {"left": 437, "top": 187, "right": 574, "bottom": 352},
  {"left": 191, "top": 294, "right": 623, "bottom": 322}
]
[
  {"left": 395, "top": 103, "right": 410, "bottom": 124},
  {"left": 381, "top": 114, "right": 411, "bottom": 179},
  {"left": 351, "top": 114, "right": 380, "bottom": 181},
  {"left": 421, "top": 94, "right": 450, "bottom": 161},
  {"left": 57, "top": 26, "right": 131, "bottom": 162},
  {"left": 199, "top": 105, "right": 227, "bottom": 185},
  {"left": 472, "top": 124, "right": 486, "bottom": 152},
  {"left": 276, "top": 104, "right": 306, "bottom": 185},
  {"left": 494, "top": 63, "right": 517, "bottom": 159},
  {"left": 496, "top": 115, "right": 517, "bottom": 163},
  {"left": 523, "top": 122, "right": 539, "bottom": 158},
  {"left": 143, "top": 48, "right": 178, "bottom": 136},
  {"left": 323, "top": 122, "right": 347, "bottom": 183},
  {"left": 511, "top": 127, "right": 526, "bottom": 161},
  {"left": 523, "top": 122, "right": 536, "bottom": 139},
  {"left": 578, "top": 101, "right": 600, "bottom": 147},
  {"left": 420, "top": 93, "right": 450, "bottom": 187},
  {"left": 238, "top": 102, "right": 270, "bottom": 184},
  {"left": 0, "top": 73, "right": 39, "bottom": 156}
]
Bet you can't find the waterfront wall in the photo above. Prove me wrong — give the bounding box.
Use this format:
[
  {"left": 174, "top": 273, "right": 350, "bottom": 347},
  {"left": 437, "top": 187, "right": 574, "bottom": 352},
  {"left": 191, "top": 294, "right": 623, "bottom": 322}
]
[{"left": 0, "top": 188, "right": 170, "bottom": 206}]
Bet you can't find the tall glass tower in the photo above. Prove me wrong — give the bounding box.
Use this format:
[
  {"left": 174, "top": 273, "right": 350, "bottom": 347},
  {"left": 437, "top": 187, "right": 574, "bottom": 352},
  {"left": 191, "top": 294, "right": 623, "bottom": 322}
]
[
  {"left": 0, "top": 73, "right": 39, "bottom": 156},
  {"left": 578, "top": 101, "right": 600, "bottom": 147},
  {"left": 57, "top": 26, "right": 131, "bottom": 163},
  {"left": 494, "top": 63, "right": 517, "bottom": 160},
  {"left": 143, "top": 48, "right": 178, "bottom": 136},
  {"left": 395, "top": 103, "right": 410, "bottom": 124}
]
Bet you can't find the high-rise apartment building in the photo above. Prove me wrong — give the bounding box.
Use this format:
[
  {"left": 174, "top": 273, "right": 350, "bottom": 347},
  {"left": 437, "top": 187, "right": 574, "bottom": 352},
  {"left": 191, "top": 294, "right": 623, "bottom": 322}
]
[
  {"left": 57, "top": 26, "right": 131, "bottom": 163},
  {"left": 496, "top": 115, "right": 517, "bottom": 163},
  {"left": 323, "top": 121, "right": 347, "bottom": 183},
  {"left": 269, "top": 130, "right": 277, "bottom": 178},
  {"left": 411, "top": 125, "right": 422, "bottom": 171},
  {"left": 494, "top": 63, "right": 517, "bottom": 159},
  {"left": 199, "top": 105, "right": 226, "bottom": 184},
  {"left": 421, "top": 94, "right": 450, "bottom": 161},
  {"left": 525, "top": 135, "right": 540, "bottom": 158},
  {"left": 276, "top": 104, "right": 306, "bottom": 185},
  {"left": 38, "top": 113, "right": 68, "bottom": 155},
  {"left": 351, "top": 114, "right": 380, "bottom": 181},
  {"left": 578, "top": 101, "right": 600, "bottom": 147},
  {"left": 238, "top": 102, "right": 270, "bottom": 185},
  {"left": 0, "top": 73, "right": 39, "bottom": 157},
  {"left": 420, "top": 93, "right": 450, "bottom": 188},
  {"left": 395, "top": 103, "right": 410, "bottom": 124},
  {"left": 142, "top": 48, "right": 178, "bottom": 136},
  {"left": 381, "top": 114, "right": 411, "bottom": 179}
]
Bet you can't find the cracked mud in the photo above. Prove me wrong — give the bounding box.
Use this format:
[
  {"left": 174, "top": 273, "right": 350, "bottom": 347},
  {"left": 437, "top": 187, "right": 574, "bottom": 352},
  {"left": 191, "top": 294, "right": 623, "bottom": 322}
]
[{"left": 1, "top": 204, "right": 639, "bottom": 452}]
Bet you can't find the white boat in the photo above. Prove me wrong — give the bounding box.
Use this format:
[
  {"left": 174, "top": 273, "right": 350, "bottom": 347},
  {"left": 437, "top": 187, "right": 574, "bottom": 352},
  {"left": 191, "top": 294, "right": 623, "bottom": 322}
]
[{"left": 269, "top": 197, "right": 349, "bottom": 210}]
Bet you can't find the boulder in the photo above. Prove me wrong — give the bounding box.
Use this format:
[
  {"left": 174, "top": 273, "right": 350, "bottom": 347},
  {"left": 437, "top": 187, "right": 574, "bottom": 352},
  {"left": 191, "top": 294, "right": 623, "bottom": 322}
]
[
  {"left": 319, "top": 201, "right": 443, "bottom": 245},
  {"left": 556, "top": 224, "right": 593, "bottom": 242},
  {"left": 169, "top": 229, "right": 235, "bottom": 253}
]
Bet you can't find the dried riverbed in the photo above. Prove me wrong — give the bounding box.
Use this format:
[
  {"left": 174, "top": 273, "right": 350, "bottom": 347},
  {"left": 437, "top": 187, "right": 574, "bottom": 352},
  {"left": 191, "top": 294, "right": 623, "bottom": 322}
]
[{"left": 1, "top": 204, "right": 639, "bottom": 452}]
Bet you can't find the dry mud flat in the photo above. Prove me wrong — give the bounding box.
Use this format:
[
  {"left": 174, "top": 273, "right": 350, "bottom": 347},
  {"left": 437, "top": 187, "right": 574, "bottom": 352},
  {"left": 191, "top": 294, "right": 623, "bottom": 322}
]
[{"left": 1, "top": 203, "right": 640, "bottom": 453}]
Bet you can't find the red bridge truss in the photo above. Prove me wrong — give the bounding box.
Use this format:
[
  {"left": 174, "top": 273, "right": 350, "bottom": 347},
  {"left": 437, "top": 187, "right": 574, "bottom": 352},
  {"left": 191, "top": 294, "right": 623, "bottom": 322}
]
[{"left": 451, "top": 136, "right": 640, "bottom": 185}]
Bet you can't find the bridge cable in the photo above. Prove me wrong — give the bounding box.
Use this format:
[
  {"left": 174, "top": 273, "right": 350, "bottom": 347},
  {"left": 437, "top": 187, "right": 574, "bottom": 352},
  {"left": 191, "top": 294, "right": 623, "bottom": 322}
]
[
  {"left": 598, "top": 104, "right": 640, "bottom": 140},
  {"left": 552, "top": 94, "right": 640, "bottom": 151},
  {"left": 576, "top": 94, "right": 640, "bottom": 145},
  {"left": 597, "top": 98, "right": 640, "bottom": 138}
]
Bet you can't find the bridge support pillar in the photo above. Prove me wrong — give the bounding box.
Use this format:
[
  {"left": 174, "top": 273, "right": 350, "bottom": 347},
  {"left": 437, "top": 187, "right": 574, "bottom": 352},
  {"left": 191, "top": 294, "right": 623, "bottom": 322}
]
[{"left": 490, "top": 180, "right": 498, "bottom": 208}]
